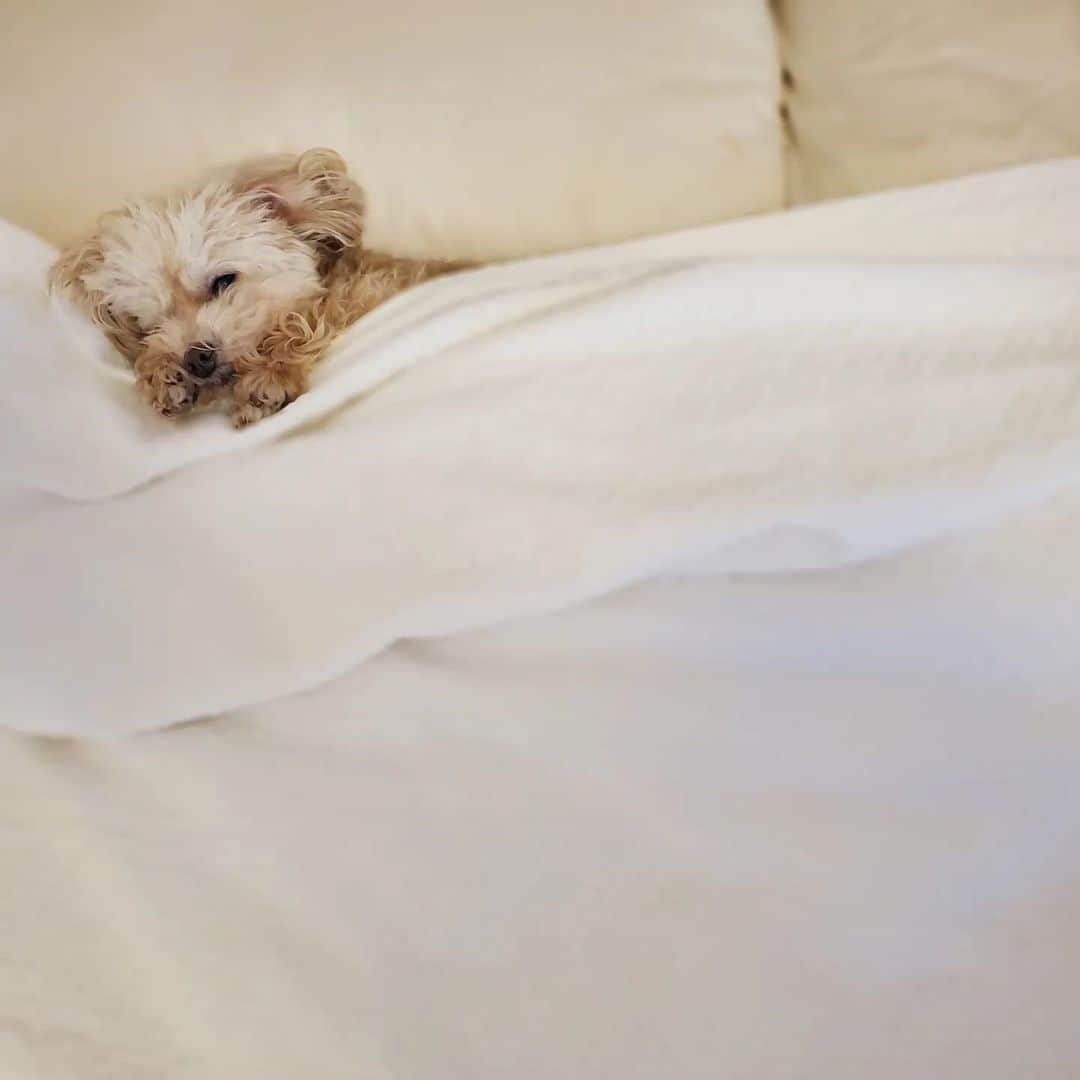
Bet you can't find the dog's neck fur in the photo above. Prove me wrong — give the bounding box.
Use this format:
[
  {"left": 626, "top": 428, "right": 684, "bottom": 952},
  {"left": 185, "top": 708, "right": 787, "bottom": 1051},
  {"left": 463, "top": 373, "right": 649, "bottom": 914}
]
[{"left": 246, "top": 244, "right": 466, "bottom": 372}]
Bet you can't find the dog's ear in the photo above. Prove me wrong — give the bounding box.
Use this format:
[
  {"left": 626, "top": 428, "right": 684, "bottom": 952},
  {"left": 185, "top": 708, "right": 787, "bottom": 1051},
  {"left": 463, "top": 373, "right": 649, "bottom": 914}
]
[
  {"left": 232, "top": 149, "right": 366, "bottom": 260},
  {"left": 49, "top": 232, "right": 104, "bottom": 307},
  {"left": 49, "top": 228, "right": 144, "bottom": 358}
]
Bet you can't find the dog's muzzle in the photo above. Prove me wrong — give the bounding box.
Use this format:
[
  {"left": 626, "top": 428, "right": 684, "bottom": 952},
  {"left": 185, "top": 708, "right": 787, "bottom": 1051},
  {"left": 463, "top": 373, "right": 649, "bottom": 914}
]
[{"left": 184, "top": 344, "right": 219, "bottom": 379}]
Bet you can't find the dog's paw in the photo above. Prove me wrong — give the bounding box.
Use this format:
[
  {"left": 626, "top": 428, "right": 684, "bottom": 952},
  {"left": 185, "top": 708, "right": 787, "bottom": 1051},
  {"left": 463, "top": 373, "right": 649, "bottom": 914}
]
[
  {"left": 139, "top": 361, "right": 198, "bottom": 419},
  {"left": 231, "top": 399, "right": 282, "bottom": 428},
  {"left": 230, "top": 368, "right": 303, "bottom": 428}
]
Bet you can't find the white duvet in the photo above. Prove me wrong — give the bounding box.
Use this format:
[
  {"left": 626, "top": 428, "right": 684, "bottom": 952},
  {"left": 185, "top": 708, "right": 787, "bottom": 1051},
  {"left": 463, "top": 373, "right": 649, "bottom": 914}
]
[
  {"left": 4, "top": 159, "right": 1080, "bottom": 735},
  {"left": 2, "top": 160, "right": 1080, "bottom": 1078}
]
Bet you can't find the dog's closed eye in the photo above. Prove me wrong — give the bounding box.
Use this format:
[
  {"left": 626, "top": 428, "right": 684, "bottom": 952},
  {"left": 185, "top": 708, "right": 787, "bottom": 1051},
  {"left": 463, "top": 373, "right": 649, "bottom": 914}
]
[{"left": 210, "top": 273, "right": 237, "bottom": 298}]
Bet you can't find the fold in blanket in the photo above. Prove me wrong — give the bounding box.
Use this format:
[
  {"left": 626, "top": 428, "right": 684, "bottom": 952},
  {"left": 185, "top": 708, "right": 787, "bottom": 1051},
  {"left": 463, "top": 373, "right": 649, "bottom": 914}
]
[{"left": 2, "top": 160, "right": 1079, "bottom": 735}]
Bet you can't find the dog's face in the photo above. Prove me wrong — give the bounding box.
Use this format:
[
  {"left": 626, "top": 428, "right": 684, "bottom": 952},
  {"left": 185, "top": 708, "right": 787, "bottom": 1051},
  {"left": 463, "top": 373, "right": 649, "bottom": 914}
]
[
  {"left": 78, "top": 185, "right": 322, "bottom": 381},
  {"left": 51, "top": 150, "right": 364, "bottom": 390}
]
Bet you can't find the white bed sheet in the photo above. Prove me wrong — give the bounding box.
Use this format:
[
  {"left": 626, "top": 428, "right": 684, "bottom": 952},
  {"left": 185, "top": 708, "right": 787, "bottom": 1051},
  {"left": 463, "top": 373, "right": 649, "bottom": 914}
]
[
  {"left": 4, "top": 509, "right": 1080, "bottom": 1078},
  {"left": 3, "top": 161, "right": 1080, "bottom": 1077}
]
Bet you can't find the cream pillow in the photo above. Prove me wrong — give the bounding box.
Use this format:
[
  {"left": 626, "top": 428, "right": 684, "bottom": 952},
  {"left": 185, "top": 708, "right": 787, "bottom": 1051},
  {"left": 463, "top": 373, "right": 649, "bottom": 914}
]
[
  {"left": 0, "top": 0, "right": 781, "bottom": 260},
  {"left": 780, "top": 0, "right": 1080, "bottom": 203}
]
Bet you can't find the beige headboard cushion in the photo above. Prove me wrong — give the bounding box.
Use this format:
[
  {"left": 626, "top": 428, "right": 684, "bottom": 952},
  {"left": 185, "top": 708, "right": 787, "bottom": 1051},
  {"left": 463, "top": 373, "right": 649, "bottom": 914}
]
[
  {"left": 778, "top": 0, "right": 1080, "bottom": 203},
  {"left": 0, "top": 0, "right": 782, "bottom": 259},
  {"left": 2, "top": 2, "right": 1078, "bottom": 257}
]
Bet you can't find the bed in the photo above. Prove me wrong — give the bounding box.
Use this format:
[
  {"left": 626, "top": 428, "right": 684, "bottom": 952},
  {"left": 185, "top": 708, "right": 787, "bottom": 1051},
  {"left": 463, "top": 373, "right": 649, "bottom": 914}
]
[{"left": 2, "top": 2, "right": 1080, "bottom": 1077}]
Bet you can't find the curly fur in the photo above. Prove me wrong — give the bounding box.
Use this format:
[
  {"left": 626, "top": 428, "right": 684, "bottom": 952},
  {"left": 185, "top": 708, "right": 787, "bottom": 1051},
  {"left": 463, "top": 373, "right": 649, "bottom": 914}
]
[{"left": 50, "top": 149, "right": 464, "bottom": 426}]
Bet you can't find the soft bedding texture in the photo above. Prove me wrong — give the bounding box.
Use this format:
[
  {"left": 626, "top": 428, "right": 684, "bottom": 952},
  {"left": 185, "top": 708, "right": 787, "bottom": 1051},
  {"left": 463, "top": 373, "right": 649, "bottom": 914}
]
[
  {"left": 3, "top": 160, "right": 1080, "bottom": 735},
  {"left": 2, "top": 160, "right": 1080, "bottom": 1076}
]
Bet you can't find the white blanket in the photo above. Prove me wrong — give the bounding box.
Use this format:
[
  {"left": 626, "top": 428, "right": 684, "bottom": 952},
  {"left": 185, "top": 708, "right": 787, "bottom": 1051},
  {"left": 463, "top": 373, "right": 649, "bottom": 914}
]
[
  {"left": 3, "top": 159, "right": 1080, "bottom": 735},
  {"left": 3, "top": 161, "right": 1080, "bottom": 1079}
]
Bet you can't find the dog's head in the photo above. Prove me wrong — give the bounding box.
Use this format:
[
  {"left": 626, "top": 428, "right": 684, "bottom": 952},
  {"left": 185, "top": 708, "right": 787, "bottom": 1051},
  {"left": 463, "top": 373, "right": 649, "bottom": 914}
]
[{"left": 49, "top": 149, "right": 363, "bottom": 383}]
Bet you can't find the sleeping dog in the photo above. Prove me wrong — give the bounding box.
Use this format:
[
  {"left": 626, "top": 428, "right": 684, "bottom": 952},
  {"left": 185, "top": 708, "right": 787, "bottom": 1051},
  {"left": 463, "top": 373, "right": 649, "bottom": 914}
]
[{"left": 50, "top": 149, "right": 464, "bottom": 426}]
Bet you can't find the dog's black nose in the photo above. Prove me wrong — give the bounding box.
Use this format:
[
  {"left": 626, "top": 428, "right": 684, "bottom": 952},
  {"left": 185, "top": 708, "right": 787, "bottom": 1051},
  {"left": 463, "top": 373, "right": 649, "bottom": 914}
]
[{"left": 183, "top": 344, "right": 218, "bottom": 378}]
